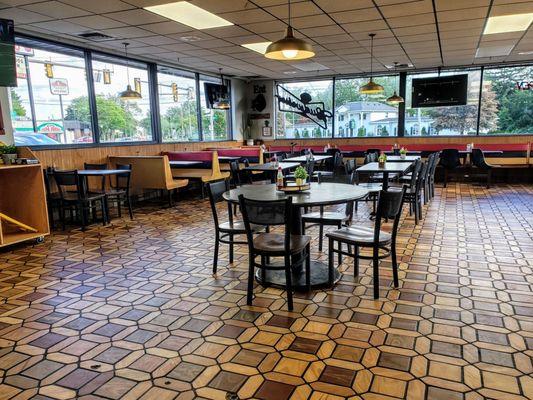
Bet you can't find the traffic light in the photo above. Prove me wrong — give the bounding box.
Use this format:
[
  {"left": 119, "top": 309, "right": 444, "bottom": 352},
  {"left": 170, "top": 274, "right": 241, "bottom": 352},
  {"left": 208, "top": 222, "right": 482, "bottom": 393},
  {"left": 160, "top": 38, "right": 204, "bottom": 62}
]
[
  {"left": 45, "top": 63, "right": 53, "bottom": 78},
  {"left": 171, "top": 83, "right": 178, "bottom": 102}
]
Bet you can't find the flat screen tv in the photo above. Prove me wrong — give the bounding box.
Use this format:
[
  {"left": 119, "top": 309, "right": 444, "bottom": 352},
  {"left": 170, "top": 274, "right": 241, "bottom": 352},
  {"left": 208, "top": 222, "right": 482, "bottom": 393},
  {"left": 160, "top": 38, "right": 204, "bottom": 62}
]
[
  {"left": 0, "top": 19, "right": 16, "bottom": 87},
  {"left": 411, "top": 74, "right": 468, "bottom": 108},
  {"left": 204, "top": 82, "right": 231, "bottom": 109}
]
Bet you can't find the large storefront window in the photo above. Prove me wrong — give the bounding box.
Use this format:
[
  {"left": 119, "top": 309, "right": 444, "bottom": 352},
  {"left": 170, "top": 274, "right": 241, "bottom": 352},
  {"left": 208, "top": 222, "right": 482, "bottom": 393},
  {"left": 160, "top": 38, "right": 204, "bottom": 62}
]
[
  {"left": 200, "top": 75, "right": 229, "bottom": 141},
  {"left": 405, "top": 69, "right": 482, "bottom": 136},
  {"left": 481, "top": 66, "right": 533, "bottom": 134},
  {"left": 158, "top": 67, "right": 199, "bottom": 142},
  {"left": 9, "top": 43, "right": 93, "bottom": 146},
  {"left": 276, "top": 79, "right": 333, "bottom": 139},
  {"left": 334, "top": 76, "right": 399, "bottom": 137},
  {"left": 92, "top": 55, "right": 153, "bottom": 143}
]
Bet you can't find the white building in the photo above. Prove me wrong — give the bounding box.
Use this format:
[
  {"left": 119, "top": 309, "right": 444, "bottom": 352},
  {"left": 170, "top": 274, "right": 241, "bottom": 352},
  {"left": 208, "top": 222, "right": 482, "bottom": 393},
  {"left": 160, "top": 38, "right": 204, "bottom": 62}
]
[{"left": 335, "top": 102, "right": 398, "bottom": 137}]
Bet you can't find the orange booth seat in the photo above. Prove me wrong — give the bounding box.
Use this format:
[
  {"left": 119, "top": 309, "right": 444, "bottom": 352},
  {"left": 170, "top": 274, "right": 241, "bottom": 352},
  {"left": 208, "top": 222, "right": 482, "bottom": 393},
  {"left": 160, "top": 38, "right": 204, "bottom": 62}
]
[{"left": 163, "top": 151, "right": 230, "bottom": 182}]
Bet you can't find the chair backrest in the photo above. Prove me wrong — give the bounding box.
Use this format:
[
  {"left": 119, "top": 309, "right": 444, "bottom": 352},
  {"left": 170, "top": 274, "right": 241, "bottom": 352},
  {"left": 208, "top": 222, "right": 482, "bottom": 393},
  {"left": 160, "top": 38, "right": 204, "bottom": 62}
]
[
  {"left": 53, "top": 170, "right": 84, "bottom": 200},
  {"left": 345, "top": 159, "right": 356, "bottom": 175},
  {"left": 471, "top": 148, "right": 489, "bottom": 168},
  {"left": 84, "top": 163, "right": 107, "bottom": 191},
  {"left": 416, "top": 162, "right": 428, "bottom": 193},
  {"left": 374, "top": 187, "right": 406, "bottom": 241},
  {"left": 364, "top": 152, "right": 378, "bottom": 164},
  {"left": 239, "top": 195, "right": 292, "bottom": 253},
  {"left": 114, "top": 163, "right": 132, "bottom": 190},
  {"left": 333, "top": 152, "right": 344, "bottom": 168},
  {"left": 207, "top": 180, "right": 230, "bottom": 228},
  {"left": 305, "top": 159, "right": 315, "bottom": 176},
  {"left": 440, "top": 149, "right": 461, "bottom": 169},
  {"left": 429, "top": 152, "right": 440, "bottom": 178},
  {"left": 229, "top": 160, "right": 241, "bottom": 186},
  {"left": 423, "top": 155, "right": 433, "bottom": 182},
  {"left": 366, "top": 148, "right": 381, "bottom": 155},
  {"left": 407, "top": 159, "right": 422, "bottom": 189},
  {"left": 278, "top": 153, "right": 287, "bottom": 161}
]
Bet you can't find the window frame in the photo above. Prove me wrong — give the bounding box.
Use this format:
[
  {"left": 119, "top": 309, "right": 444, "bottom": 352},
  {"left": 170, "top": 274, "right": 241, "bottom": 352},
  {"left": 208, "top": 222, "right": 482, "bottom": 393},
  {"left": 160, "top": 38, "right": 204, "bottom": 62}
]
[{"left": 12, "top": 33, "right": 233, "bottom": 150}]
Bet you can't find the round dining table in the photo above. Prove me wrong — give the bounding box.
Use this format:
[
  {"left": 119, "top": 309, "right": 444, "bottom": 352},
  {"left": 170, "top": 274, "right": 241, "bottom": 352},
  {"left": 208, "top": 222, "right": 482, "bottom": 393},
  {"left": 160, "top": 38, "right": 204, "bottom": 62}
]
[{"left": 223, "top": 182, "right": 369, "bottom": 290}]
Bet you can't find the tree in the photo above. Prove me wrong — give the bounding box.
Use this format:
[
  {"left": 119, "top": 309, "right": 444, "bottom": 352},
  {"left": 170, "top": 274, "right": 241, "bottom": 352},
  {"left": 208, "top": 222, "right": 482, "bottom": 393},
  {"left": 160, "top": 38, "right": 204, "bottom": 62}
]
[
  {"left": 66, "top": 95, "right": 140, "bottom": 141},
  {"left": 498, "top": 90, "right": 533, "bottom": 133},
  {"left": 10, "top": 91, "right": 26, "bottom": 117}
]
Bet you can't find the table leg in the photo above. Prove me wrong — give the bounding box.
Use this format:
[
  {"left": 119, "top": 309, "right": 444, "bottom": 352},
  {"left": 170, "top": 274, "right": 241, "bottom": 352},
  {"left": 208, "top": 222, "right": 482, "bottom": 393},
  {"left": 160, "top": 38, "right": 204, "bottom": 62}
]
[{"left": 382, "top": 172, "right": 389, "bottom": 190}]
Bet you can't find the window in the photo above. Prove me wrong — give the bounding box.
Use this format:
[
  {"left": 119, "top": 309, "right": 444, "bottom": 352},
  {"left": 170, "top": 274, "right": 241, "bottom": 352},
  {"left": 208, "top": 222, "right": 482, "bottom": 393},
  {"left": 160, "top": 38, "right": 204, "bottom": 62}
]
[
  {"left": 480, "top": 65, "right": 533, "bottom": 134},
  {"left": 199, "top": 74, "right": 229, "bottom": 141},
  {"left": 334, "top": 76, "right": 399, "bottom": 138},
  {"left": 276, "top": 79, "right": 333, "bottom": 139},
  {"left": 92, "top": 54, "right": 153, "bottom": 143},
  {"left": 405, "top": 69, "right": 481, "bottom": 136},
  {"left": 10, "top": 41, "right": 93, "bottom": 145},
  {"left": 157, "top": 67, "right": 199, "bottom": 142}
]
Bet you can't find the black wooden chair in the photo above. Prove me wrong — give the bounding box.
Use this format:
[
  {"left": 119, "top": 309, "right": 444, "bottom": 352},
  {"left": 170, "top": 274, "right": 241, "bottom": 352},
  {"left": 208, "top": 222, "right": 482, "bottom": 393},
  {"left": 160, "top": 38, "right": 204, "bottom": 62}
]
[
  {"left": 318, "top": 151, "right": 343, "bottom": 180},
  {"left": 440, "top": 149, "right": 462, "bottom": 187},
  {"left": 427, "top": 152, "right": 440, "bottom": 199},
  {"left": 471, "top": 149, "right": 494, "bottom": 188},
  {"left": 239, "top": 195, "right": 311, "bottom": 311},
  {"left": 43, "top": 168, "right": 61, "bottom": 230},
  {"left": 402, "top": 160, "right": 425, "bottom": 225},
  {"left": 326, "top": 187, "right": 406, "bottom": 299},
  {"left": 207, "top": 180, "right": 263, "bottom": 274},
  {"left": 106, "top": 163, "right": 133, "bottom": 220},
  {"left": 53, "top": 170, "right": 108, "bottom": 231},
  {"left": 83, "top": 163, "right": 107, "bottom": 194}
]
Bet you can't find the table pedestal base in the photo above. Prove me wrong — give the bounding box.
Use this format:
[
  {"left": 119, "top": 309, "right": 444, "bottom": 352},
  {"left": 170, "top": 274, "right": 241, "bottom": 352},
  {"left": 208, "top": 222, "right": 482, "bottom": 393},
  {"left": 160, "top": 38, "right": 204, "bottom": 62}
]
[{"left": 255, "top": 261, "right": 340, "bottom": 291}]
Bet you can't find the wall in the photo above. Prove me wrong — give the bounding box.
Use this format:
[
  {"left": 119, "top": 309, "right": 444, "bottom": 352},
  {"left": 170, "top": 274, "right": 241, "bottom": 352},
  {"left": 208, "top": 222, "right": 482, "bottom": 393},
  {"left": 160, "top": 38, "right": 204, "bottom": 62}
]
[
  {"left": 32, "top": 140, "right": 239, "bottom": 169},
  {"left": 0, "top": 87, "right": 14, "bottom": 145},
  {"left": 246, "top": 80, "right": 275, "bottom": 142},
  {"left": 231, "top": 78, "right": 246, "bottom": 142}
]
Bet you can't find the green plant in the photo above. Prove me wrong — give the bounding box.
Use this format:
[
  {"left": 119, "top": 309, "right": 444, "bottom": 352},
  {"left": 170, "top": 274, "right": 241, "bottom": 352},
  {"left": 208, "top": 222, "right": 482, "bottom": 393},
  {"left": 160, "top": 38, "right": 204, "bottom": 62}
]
[
  {"left": 294, "top": 166, "right": 309, "bottom": 180},
  {"left": 399, "top": 147, "right": 407, "bottom": 155},
  {"left": 0, "top": 145, "right": 17, "bottom": 155},
  {"left": 378, "top": 153, "right": 387, "bottom": 162}
]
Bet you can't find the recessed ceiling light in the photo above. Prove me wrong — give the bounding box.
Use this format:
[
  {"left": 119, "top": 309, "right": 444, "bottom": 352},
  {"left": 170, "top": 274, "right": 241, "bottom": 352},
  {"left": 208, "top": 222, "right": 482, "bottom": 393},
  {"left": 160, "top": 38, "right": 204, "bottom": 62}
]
[
  {"left": 475, "top": 45, "right": 514, "bottom": 58},
  {"left": 483, "top": 13, "right": 533, "bottom": 34},
  {"left": 144, "top": 1, "right": 233, "bottom": 30},
  {"left": 241, "top": 42, "right": 272, "bottom": 54},
  {"left": 180, "top": 35, "right": 204, "bottom": 42},
  {"left": 518, "top": 50, "right": 533, "bottom": 55}
]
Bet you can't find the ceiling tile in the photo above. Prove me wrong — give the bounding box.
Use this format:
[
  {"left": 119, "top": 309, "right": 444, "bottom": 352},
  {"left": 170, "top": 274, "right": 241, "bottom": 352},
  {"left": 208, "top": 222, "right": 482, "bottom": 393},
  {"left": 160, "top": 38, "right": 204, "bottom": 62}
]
[
  {"left": 61, "top": 0, "right": 134, "bottom": 13},
  {"left": 65, "top": 15, "right": 127, "bottom": 30},
  {"left": 101, "top": 26, "right": 155, "bottom": 39},
  {"left": 313, "top": 0, "right": 374, "bottom": 13},
  {"left": 105, "top": 9, "right": 169, "bottom": 25},
  {"left": 329, "top": 8, "right": 382, "bottom": 24},
  {"left": 0, "top": 7, "right": 51, "bottom": 23},
  {"left": 22, "top": 1, "right": 90, "bottom": 18},
  {"left": 141, "top": 21, "right": 193, "bottom": 35}
]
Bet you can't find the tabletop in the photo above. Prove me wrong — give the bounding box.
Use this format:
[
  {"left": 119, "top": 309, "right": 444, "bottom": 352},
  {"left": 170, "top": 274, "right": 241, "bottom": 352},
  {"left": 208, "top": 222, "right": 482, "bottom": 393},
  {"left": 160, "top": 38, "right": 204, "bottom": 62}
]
[
  {"left": 78, "top": 169, "right": 130, "bottom": 176},
  {"left": 283, "top": 155, "right": 332, "bottom": 162},
  {"left": 223, "top": 182, "right": 369, "bottom": 207},
  {"left": 386, "top": 155, "right": 420, "bottom": 162},
  {"left": 458, "top": 150, "right": 503, "bottom": 154},
  {"left": 356, "top": 162, "right": 413, "bottom": 174},
  {"left": 244, "top": 162, "right": 300, "bottom": 171},
  {"left": 169, "top": 160, "right": 203, "bottom": 167}
]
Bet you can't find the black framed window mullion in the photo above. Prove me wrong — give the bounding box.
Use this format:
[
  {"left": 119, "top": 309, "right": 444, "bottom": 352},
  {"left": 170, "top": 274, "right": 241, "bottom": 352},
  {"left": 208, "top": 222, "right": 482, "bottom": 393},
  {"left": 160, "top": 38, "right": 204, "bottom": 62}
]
[
  {"left": 84, "top": 50, "right": 100, "bottom": 144},
  {"left": 148, "top": 63, "right": 161, "bottom": 143},
  {"left": 397, "top": 71, "right": 407, "bottom": 137},
  {"left": 226, "top": 78, "right": 232, "bottom": 140},
  {"left": 195, "top": 72, "right": 203, "bottom": 141},
  {"left": 331, "top": 76, "right": 336, "bottom": 138},
  {"left": 476, "top": 66, "right": 484, "bottom": 136}
]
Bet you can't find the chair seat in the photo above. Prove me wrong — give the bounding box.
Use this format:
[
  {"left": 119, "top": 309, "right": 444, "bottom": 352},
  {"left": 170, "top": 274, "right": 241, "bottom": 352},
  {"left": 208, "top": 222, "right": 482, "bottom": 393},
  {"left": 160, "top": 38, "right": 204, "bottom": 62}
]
[
  {"left": 62, "top": 192, "right": 106, "bottom": 202},
  {"left": 219, "top": 220, "right": 262, "bottom": 233},
  {"left": 302, "top": 211, "right": 349, "bottom": 223},
  {"left": 253, "top": 233, "right": 310, "bottom": 254},
  {"left": 105, "top": 188, "right": 127, "bottom": 197},
  {"left": 326, "top": 225, "right": 391, "bottom": 245}
]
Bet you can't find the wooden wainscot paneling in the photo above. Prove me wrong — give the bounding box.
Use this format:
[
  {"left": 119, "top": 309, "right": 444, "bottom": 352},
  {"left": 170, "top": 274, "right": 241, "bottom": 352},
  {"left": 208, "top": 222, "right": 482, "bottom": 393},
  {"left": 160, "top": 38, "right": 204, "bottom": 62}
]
[{"left": 32, "top": 141, "right": 240, "bottom": 170}]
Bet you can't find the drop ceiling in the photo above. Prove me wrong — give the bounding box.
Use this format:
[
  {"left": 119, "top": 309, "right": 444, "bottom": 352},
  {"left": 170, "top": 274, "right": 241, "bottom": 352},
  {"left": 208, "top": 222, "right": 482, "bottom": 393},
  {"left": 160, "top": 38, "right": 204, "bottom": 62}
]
[{"left": 1, "top": 0, "right": 532, "bottom": 79}]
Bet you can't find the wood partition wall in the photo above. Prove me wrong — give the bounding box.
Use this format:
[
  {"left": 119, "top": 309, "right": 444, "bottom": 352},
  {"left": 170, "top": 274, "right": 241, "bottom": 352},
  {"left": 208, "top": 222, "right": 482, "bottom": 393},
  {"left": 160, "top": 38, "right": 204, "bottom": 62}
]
[{"left": 32, "top": 141, "right": 240, "bottom": 169}]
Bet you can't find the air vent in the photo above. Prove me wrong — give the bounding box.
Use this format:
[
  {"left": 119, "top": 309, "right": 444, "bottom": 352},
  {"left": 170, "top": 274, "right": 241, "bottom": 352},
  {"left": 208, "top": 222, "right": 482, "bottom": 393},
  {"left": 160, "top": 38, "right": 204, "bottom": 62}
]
[{"left": 77, "top": 32, "right": 113, "bottom": 41}]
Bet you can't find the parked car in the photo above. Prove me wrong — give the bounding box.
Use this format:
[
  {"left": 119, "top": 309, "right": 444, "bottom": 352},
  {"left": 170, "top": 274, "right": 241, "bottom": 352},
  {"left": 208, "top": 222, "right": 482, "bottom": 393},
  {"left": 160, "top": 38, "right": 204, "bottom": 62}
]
[{"left": 14, "top": 133, "right": 60, "bottom": 146}]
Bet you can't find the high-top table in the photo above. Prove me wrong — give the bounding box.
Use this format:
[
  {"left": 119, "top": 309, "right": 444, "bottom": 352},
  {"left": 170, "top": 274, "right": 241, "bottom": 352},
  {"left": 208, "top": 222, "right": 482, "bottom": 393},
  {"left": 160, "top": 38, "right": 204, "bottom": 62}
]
[
  {"left": 223, "top": 183, "right": 369, "bottom": 289},
  {"left": 355, "top": 162, "right": 414, "bottom": 190}
]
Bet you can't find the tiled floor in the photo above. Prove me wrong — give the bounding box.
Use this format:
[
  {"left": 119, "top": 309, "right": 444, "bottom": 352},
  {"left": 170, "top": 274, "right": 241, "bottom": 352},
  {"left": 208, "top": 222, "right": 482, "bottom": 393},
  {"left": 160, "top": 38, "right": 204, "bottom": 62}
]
[{"left": 0, "top": 184, "right": 532, "bottom": 400}]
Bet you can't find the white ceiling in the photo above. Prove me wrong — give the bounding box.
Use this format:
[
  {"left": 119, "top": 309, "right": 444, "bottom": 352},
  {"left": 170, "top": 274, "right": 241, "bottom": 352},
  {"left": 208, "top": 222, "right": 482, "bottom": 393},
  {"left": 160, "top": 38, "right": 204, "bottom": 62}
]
[{"left": 1, "top": 0, "right": 532, "bottom": 79}]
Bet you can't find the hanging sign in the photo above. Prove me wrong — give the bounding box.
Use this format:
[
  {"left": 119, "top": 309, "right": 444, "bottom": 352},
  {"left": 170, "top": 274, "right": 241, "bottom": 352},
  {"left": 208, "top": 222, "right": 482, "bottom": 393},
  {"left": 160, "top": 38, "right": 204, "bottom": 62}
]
[
  {"left": 15, "top": 46, "right": 33, "bottom": 56},
  {"left": 275, "top": 85, "right": 332, "bottom": 130},
  {"left": 15, "top": 55, "right": 26, "bottom": 79},
  {"left": 49, "top": 78, "right": 69, "bottom": 95}
]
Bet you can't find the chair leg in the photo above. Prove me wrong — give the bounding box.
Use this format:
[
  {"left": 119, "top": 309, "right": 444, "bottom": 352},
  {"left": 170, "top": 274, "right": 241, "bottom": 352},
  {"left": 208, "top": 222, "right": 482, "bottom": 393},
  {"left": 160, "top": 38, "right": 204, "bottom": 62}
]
[
  {"left": 305, "top": 244, "right": 311, "bottom": 290},
  {"left": 284, "top": 255, "right": 293, "bottom": 311},
  {"left": 126, "top": 195, "right": 134, "bottom": 219},
  {"left": 117, "top": 197, "right": 122, "bottom": 218},
  {"left": 247, "top": 256, "right": 254, "bottom": 306},
  {"left": 101, "top": 199, "right": 108, "bottom": 226},
  {"left": 318, "top": 224, "right": 324, "bottom": 251},
  {"left": 328, "top": 237, "right": 334, "bottom": 286},
  {"left": 337, "top": 240, "right": 342, "bottom": 266},
  {"left": 487, "top": 169, "right": 491, "bottom": 189},
  {"left": 80, "top": 204, "right": 87, "bottom": 231},
  {"left": 229, "top": 233, "right": 234, "bottom": 264},
  {"left": 354, "top": 246, "right": 359, "bottom": 277},
  {"left": 444, "top": 170, "right": 448, "bottom": 188},
  {"left": 414, "top": 200, "right": 419, "bottom": 225},
  {"left": 260, "top": 256, "right": 266, "bottom": 283},
  {"left": 391, "top": 243, "right": 399, "bottom": 288},
  {"left": 60, "top": 203, "right": 66, "bottom": 231},
  {"left": 372, "top": 246, "right": 380, "bottom": 299},
  {"left": 168, "top": 190, "right": 173, "bottom": 207},
  {"left": 213, "top": 233, "right": 219, "bottom": 274}
]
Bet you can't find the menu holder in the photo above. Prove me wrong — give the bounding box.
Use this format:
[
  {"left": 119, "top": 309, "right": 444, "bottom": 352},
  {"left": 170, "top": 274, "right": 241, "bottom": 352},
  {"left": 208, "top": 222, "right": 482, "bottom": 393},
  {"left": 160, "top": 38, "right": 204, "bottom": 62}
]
[{"left": 278, "top": 182, "right": 311, "bottom": 193}]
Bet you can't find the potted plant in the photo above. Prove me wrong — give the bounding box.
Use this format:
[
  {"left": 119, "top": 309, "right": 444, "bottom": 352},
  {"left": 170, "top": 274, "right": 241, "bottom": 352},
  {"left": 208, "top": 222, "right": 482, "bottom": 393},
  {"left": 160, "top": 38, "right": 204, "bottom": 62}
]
[
  {"left": 399, "top": 147, "right": 407, "bottom": 159},
  {"left": 378, "top": 152, "right": 387, "bottom": 168},
  {"left": 294, "top": 165, "right": 309, "bottom": 186},
  {"left": 0, "top": 144, "right": 17, "bottom": 165}
]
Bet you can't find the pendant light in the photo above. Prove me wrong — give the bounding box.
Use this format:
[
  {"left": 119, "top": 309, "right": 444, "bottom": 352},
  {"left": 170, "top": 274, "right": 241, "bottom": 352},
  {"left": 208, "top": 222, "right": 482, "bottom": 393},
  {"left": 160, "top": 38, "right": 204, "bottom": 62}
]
[
  {"left": 360, "top": 33, "right": 384, "bottom": 94},
  {"left": 119, "top": 42, "right": 142, "bottom": 101},
  {"left": 265, "top": 0, "right": 315, "bottom": 60},
  {"left": 214, "top": 68, "right": 230, "bottom": 110},
  {"left": 386, "top": 62, "right": 405, "bottom": 103}
]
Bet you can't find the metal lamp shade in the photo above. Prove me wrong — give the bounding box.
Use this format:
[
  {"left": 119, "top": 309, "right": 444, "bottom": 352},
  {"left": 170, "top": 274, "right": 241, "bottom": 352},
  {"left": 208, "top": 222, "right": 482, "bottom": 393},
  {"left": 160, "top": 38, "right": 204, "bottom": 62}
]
[
  {"left": 265, "top": 27, "right": 315, "bottom": 60},
  {"left": 360, "top": 78, "right": 384, "bottom": 94},
  {"left": 119, "top": 84, "right": 142, "bottom": 101},
  {"left": 386, "top": 91, "right": 404, "bottom": 103},
  {"left": 214, "top": 98, "right": 231, "bottom": 109}
]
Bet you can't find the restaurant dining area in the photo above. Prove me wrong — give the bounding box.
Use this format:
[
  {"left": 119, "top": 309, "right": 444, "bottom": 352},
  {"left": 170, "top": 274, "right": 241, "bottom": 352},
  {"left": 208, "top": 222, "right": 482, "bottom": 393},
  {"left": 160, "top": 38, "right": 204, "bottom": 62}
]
[{"left": 0, "top": 1, "right": 533, "bottom": 399}]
